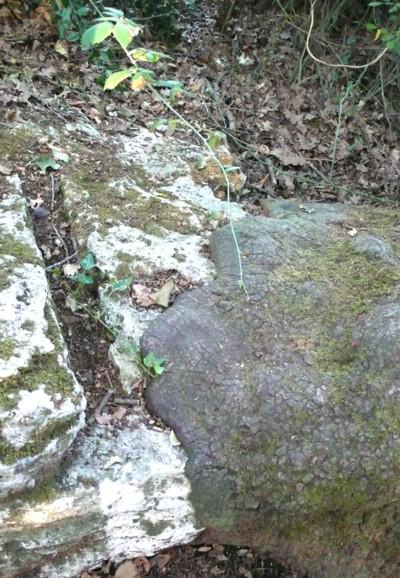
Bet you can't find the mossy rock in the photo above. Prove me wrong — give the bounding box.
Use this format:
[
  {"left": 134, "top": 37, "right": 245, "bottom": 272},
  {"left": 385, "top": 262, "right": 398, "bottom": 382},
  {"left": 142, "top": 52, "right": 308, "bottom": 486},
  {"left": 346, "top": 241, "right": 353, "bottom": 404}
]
[
  {"left": 0, "top": 187, "right": 85, "bottom": 499},
  {"left": 144, "top": 201, "right": 400, "bottom": 578}
]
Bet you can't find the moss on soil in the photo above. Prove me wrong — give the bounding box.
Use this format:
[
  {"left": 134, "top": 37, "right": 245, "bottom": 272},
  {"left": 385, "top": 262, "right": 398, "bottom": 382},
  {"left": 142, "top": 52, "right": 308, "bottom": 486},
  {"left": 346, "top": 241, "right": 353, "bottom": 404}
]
[
  {"left": 0, "top": 126, "right": 37, "bottom": 160},
  {"left": 218, "top": 221, "right": 400, "bottom": 557},
  {"left": 271, "top": 238, "right": 400, "bottom": 375}
]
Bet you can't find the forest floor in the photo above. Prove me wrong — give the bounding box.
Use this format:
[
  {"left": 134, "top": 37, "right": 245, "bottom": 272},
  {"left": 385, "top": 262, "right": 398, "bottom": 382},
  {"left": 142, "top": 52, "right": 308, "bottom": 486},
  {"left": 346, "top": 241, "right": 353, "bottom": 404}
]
[{"left": 0, "top": 1, "right": 399, "bottom": 577}]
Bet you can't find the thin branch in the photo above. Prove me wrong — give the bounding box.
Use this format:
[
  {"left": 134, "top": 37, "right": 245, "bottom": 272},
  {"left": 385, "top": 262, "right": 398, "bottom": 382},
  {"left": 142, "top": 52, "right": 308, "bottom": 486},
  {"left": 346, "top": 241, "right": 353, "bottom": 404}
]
[
  {"left": 46, "top": 250, "right": 78, "bottom": 271},
  {"left": 117, "top": 38, "right": 248, "bottom": 294},
  {"left": 306, "top": 0, "right": 388, "bottom": 70}
]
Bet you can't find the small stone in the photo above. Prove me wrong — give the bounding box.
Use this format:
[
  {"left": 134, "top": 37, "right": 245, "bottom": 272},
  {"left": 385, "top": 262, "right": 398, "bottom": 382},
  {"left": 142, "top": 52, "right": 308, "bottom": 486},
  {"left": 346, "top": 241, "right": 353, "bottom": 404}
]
[{"left": 32, "top": 206, "right": 49, "bottom": 220}]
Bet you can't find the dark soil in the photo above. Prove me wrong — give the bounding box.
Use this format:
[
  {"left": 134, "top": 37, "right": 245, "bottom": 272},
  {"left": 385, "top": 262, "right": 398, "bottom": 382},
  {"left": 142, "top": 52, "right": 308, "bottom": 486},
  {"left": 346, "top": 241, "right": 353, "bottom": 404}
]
[{"left": 84, "top": 544, "right": 301, "bottom": 578}]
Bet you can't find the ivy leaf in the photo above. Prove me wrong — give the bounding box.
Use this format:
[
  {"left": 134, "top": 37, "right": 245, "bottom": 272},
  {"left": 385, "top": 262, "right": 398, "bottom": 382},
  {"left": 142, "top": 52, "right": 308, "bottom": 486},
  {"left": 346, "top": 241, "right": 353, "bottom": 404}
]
[
  {"left": 224, "top": 165, "right": 241, "bottom": 173},
  {"left": 127, "top": 340, "right": 139, "bottom": 355},
  {"left": 74, "top": 273, "right": 94, "bottom": 285},
  {"left": 81, "top": 22, "right": 114, "bottom": 49},
  {"left": 152, "top": 279, "right": 175, "bottom": 308},
  {"left": 109, "top": 277, "right": 132, "bottom": 292},
  {"left": 104, "top": 68, "right": 135, "bottom": 90},
  {"left": 112, "top": 21, "right": 133, "bottom": 48},
  {"left": 207, "top": 131, "right": 225, "bottom": 150},
  {"left": 102, "top": 7, "right": 124, "bottom": 19},
  {"left": 51, "top": 148, "right": 70, "bottom": 163},
  {"left": 80, "top": 253, "right": 96, "bottom": 271},
  {"left": 143, "top": 352, "right": 165, "bottom": 375},
  {"left": 154, "top": 79, "right": 182, "bottom": 90},
  {"left": 31, "top": 155, "right": 61, "bottom": 173}
]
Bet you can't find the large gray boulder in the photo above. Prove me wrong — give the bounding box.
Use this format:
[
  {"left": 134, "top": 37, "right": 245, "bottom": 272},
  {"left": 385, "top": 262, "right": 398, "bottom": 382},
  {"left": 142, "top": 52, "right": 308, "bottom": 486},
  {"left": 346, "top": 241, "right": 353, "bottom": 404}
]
[{"left": 144, "top": 200, "right": 400, "bottom": 578}]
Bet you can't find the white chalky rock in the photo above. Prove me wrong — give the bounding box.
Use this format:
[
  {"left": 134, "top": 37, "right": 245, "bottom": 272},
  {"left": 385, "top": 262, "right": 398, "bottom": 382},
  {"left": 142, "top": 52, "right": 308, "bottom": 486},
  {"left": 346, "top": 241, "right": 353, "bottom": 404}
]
[
  {"left": 0, "top": 421, "right": 201, "bottom": 578},
  {"left": 0, "top": 177, "right": 85, "bottom": 498},
  {"left": 62, "top": 128, "right": 245, "bottom": 386}
]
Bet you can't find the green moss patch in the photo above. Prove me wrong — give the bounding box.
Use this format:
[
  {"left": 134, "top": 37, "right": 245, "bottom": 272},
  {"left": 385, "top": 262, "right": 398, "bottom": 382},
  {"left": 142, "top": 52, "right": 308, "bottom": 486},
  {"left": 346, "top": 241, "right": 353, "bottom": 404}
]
[
  {"left": 272, "top": 239, "right": 400, "bottom": 372},
  {"left": 63, "top": 167, "right": 206, "bottom": 244},
  {"left": 0, "top": 416, "right": 77, "bottom": 465},
  {"left": 0, "top": 126, "right": 37, "bottom": 161},
  {"left": 0, "top": 338, "right": 17, "bottom": 360}
]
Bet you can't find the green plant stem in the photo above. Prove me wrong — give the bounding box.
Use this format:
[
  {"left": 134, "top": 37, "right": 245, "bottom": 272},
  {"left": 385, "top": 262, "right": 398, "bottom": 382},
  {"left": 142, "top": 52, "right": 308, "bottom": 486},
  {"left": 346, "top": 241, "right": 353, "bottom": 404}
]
[
  {"left": 117, "top": 40, "right": 248, "bottom": 294},
  {"left": 86, "top": 0, "right": 103, "bottom": 18}
]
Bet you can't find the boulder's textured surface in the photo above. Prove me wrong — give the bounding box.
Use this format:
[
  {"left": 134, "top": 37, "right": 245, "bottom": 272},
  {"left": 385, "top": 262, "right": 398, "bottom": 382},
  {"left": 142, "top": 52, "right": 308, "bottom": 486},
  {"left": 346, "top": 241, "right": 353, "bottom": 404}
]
[
  {"left": 144, "top": 201, "right": 400, "bottom": 578},
  {"left": 0, "top": 177, "right": 85, "bottom": 498}
]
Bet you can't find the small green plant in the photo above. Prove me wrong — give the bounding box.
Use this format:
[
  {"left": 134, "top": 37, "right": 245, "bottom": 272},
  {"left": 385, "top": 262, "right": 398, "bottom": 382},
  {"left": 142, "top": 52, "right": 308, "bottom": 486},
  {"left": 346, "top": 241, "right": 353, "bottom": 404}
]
[
  {"left": 74, "top": 252, "right": 97, "bottom": 285},
  {"left": 80, "top": 6, "right": 182, "bottom": 96},
  {"left": 63, "top": 254, "right": 166, "bottom": 378},
  {"left": 367, "top": 1, "right": 400, "bottom": 54},
  {"left": 52, "top": 0, "right": 101, "bottom": 42},
  {"left": 142, "top": 351, "right": 166, "bottom": 375}
]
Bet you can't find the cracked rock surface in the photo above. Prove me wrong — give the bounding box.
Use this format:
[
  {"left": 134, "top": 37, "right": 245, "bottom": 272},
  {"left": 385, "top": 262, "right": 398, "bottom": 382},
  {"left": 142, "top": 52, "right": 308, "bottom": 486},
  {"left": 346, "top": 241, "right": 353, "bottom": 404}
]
[{"left": 144, "top": 200, "right": 400, "bottom": 578}]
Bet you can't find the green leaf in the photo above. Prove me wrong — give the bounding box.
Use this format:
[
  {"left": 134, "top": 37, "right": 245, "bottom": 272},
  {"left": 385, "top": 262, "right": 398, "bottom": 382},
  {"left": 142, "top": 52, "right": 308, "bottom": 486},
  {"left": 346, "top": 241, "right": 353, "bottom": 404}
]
[
  {"left": 207, "top": 131, "right": 225, "bottom": 150},
  {"left": 154, "top": 79, "right": 183, "bottom": 90},
  {"left": 77, "top": 6, "right": 90, "bottom": 16},
  {"left": 52, "top": 149, "right": 70, "bottom": 163},
  {"left": 81, "top": 22, "right": 114, "bottom": 49},
  {"left": 112, "top": 21, "right": 132, "bottom": 48},
  {"left": 130, "top": 48, "right": 165, "bottom": 63},
  {"left": 127, "top": 340, "right": 140, "bottom": 355},
  {"left": 143, "top": 352, "right": 166, "bottom": 374},
  {"left": 110, "top": 277, "right": 132, "bottom": 292},
  {"left": 80, "top": 253, "right": 96, "bottom": 271},
  {"left": 104, "top": 68, "right": 135, "bottom": 90},
  {"left": 74, "top": 273, "right": 94, "bottom": 285},
  {"left": 103, "top": 7, "right": 124, "bottom": 19},
  {"left": 31, "top": 155, "right": 61, "bottom": 173},
  {"left": 147, "top": 118, "right": 169, "bottom": 130},
  {"left": 153, "top": 363, "right": 165, "bottom": 375}
]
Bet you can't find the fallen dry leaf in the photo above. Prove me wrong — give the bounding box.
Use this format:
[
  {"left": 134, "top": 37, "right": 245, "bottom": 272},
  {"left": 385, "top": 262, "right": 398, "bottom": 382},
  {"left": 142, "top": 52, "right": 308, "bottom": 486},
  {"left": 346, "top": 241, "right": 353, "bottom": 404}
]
[
  {"left": 152, "top": 551, "right": 174, "bottom": 569},
  {"left": 132, "top": 284, "right": 155, "bottom": 307},
  {"left": 269, "top": 147, "right": 306, "bottom": 167},
  {"left": 135, "top": 557, "right": 151, "bottom": 574},
  {"left": 30, "top": 196, "right": 44, "bottom": 209},
  {"left": 115, "top": 560, "right": 141, "bottom": 578},
  {"left": 112, "top": 406, "right": 127, "bottom": 421},
  {"left": 151, "top": 279, "right": 175, "bottom": 308},
  {"left": 95, "top": 413, "right": 112, "bottom": 425},
  {"left": 63, "top": 263, "right": 80, "bottom": 277},
  {"left": 0, "top": 162, "right": 12, "bottom": 175}
]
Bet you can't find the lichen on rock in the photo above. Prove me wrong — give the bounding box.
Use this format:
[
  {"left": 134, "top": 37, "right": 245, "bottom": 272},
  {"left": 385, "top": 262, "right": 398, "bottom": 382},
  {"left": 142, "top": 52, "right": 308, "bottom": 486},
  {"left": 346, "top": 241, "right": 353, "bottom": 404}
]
[{"left": 0, "top": 177, "right": 85, "bottom": 498}]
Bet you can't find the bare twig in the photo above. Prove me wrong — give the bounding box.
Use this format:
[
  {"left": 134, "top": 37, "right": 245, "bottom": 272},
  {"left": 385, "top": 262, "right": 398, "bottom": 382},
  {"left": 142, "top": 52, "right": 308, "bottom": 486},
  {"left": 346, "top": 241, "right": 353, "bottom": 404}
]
[
  {"left": 95, "top": 387, "right": 114, "bottom": 419},
  {"left": 380, "top": 59, "right": 393, "bottom": 142},
  {"left": 46, "top": 250, "right": 78, "bottom": 271},
  {"left": 50, "top": 174, "right": 56, "bottom": 212},
  {"left": 51, "top": 223, "right": 69, "bottom": 259}
]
